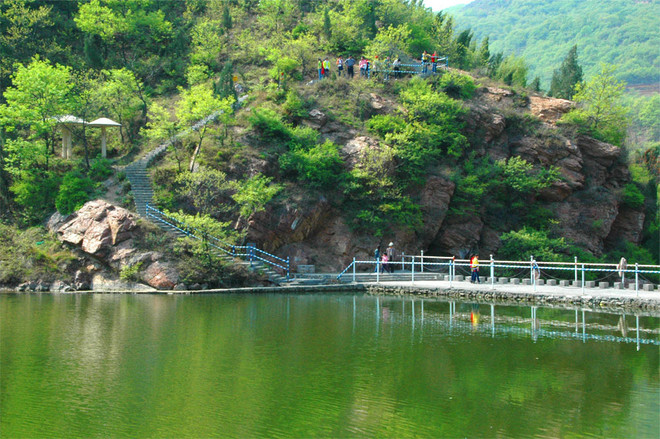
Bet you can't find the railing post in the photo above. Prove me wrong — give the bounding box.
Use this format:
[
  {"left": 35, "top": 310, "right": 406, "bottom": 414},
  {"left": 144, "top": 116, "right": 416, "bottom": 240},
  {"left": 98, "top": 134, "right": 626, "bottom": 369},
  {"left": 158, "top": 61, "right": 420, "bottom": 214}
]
[
  {"left": 421, "top": 250, "right": 424, "bottom": 273},
  {"left": 352, "top": 257, "right": 356, "bottom": 283},
  {"left": 412, "top": 256, "right": 415, "bottom": 284},
  {"left": 635, "top": 263, "right": 639, "bottom": 297},
  {"left": 574, "top": 256, "right": 578, "bottom": 284},
  {"left": 402, "top": 252, "right": 405, "bottom": 271},
  {"left": 490, "top": 254, "right": 494, "bottom": 290},
  {"left": 581, "top": 263, "right": 585, "bottom": 295},
  {"left": 286, "top": 256, "right": 290, "bottom": 281},
  {"left": 449, "top": 257, "right": 454, "bottom": 287},
  {"left": 376, "top": 260, "right": 380, "bottom": 283}
]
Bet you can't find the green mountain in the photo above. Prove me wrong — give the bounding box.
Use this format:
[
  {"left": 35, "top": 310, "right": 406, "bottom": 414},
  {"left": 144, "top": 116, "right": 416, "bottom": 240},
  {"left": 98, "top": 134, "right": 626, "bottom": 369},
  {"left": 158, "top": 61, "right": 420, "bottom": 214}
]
[{"left": 450, "top": 0, "right": 660, "bottom": 90}]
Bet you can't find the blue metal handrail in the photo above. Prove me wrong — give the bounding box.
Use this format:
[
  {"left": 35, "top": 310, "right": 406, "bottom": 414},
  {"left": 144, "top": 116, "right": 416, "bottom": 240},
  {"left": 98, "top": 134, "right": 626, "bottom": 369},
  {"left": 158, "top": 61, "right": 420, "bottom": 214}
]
[{"left": 145, "top": 203, "right": 289, "bottom": 280}]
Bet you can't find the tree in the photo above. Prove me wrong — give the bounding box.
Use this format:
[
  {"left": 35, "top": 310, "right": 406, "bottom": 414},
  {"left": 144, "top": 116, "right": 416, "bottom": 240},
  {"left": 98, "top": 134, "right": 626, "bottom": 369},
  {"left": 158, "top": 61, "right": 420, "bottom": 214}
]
[
  {"left": 478, "top": 36, "right": 490, "bottom": 67},
  {"left": 232, "top": 174, "right": 282, "bottom": 220},
  {"left": 364, "top": 24, "right": 412, "bottom": 61},
  {"left": 1, "top": 57, "right": 73, "bottom": 170},
  {"left": 562, "top": 64, "right": 627, "bottom": 145},
  {"left": 95, "top": 68, "right": 147, "bottom": 146},
  {"left": 176, "top": 84, "right": 234, "bottom": 172},
  {"left": 549, "top": 45, "right": 583, "bottom": 100}
]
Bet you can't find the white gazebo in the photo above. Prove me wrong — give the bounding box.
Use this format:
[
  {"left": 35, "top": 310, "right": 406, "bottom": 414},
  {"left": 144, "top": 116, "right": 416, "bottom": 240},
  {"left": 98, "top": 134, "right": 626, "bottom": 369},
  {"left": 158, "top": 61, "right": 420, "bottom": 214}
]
[
  {"left": 88, "top": 118, "right": 122, "bottom": 158},
  {"left": 55, "top": 116, "right": 122, "bottom": 159},
  {"left": 55, "top": 115, "right": 85, "bottom": 159}
]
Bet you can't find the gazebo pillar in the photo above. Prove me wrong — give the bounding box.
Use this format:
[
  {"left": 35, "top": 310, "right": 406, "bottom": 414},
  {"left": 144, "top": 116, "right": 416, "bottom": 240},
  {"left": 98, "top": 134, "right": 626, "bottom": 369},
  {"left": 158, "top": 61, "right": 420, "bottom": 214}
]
[{"left": 101, "top": 126, "right": 108, "bottom": 158}]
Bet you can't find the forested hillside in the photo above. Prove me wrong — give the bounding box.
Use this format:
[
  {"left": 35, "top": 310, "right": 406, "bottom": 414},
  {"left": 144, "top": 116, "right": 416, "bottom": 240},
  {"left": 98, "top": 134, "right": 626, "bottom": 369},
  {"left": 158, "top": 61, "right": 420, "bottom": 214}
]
[
  {"left": 450, "top": 0, "right": 660, "bottom": 90},
  {"left": 0, "top": 0, "right": 657, "bottom": 289}
]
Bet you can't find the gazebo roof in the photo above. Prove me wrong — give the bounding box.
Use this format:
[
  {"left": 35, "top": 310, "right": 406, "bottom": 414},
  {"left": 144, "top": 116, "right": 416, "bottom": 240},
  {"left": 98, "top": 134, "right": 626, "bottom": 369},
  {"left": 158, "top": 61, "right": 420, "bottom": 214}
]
[
  {"left": 88, "top": 117, "right": 121, "bottom": 127},
  {"left": 54, "top": 115, "right": 86, "bottom": 125}
]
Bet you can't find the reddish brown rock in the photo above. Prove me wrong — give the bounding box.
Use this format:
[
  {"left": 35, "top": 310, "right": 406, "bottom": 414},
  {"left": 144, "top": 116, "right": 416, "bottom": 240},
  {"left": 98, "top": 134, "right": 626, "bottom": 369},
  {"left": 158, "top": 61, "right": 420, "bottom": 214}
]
[
  {"left": 56, "top": 200, "right": 137, "bottom": 258},
  {"left": 605, "top": 208, "right": 646, "bottom": 248},
  {"left": 142, "top": 261, "right": 179, "bottom": 290}
]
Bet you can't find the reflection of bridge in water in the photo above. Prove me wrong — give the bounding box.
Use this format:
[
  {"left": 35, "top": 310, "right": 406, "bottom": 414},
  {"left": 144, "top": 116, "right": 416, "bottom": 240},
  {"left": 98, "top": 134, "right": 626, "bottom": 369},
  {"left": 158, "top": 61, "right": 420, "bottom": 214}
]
[{"left": 351, "top": 296, "right": 660, "bottom": 350}]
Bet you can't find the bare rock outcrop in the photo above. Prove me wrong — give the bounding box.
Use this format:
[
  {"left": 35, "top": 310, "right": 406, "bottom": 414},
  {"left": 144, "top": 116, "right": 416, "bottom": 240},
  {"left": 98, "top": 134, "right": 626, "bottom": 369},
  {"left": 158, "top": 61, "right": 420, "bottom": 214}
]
[
  {"left": 529, "top": 96, "right": 574, "bottom": 124},
  {"left": 50, "top": 200, "right": 179, "bottom": 290}
]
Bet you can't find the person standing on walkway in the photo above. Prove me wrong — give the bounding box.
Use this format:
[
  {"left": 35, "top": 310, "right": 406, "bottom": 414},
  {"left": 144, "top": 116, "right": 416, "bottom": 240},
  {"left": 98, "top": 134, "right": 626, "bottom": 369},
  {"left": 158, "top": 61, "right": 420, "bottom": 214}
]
[
  {"left": 381, "top": 253, "right": 389, "bottom": 274},
  {"left": 346, "top": 55, "right": 355, "bottom": 78},
  {"left": 386, "top": 242, "right": 396, "bottom": 273},
  {"left": 617, "top": 257, "right": 627, "bottom": 285},
  {"left": 531, "top": 258, "right": 540, "bottom": 282},
  {"left": 431, "top": 51, "right": 438, "bottom": 74},
  {"left": 374, "top": 247, "right": 381, "bottom": 272},
  {"left": 359, "top": 56, "right": 367, "bottom": 77},
  {"left": 470, "top": 254, "right": 480, "bottom": 283},
  {"left": 317, "top": 58, "right": 323, "bottom": 80}
]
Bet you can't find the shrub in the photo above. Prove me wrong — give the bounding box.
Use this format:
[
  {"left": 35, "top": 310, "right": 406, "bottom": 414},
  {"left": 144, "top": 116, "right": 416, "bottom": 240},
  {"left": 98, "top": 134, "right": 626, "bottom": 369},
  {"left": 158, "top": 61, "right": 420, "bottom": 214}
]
[
  {"left": 437, "top": 71, "right": 477, "bottom": 99},
  {"left": 248, "top": 107, "right": 291, "bottom": 140},
  {"left": 279, "top": 140, "right": 345, "bottom": 189},
  {"left": 55, "top": 172, "right": 95, "bottom": 215},
  {"left": 120, "top": 262, "right": 143, "bottom": 281},
  {"left": 89, "top": 157, "right": 114, "bottom": 182},
  {"left": 621, "top": 183, "right": 644, "bottom": 209},
  {"left": 498, "top": 227, "right": 568, "bottom": 262},
  {"left": 367, "top": 114, "right": 407, "bottom": 138}
]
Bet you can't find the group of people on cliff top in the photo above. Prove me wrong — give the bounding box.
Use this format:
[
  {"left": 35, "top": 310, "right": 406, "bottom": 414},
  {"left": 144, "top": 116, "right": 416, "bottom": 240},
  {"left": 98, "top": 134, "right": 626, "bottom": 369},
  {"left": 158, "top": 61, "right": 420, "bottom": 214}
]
[{"left": 317, "top": 50, "right": 444, "bottom": 81}]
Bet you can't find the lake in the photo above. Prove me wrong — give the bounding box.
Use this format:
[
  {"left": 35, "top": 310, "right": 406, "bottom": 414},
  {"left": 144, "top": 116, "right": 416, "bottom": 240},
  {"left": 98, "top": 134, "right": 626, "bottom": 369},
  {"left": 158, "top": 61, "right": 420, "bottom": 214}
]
[{"left": 1, "top": 293, "right": 658, "bottom": 438}]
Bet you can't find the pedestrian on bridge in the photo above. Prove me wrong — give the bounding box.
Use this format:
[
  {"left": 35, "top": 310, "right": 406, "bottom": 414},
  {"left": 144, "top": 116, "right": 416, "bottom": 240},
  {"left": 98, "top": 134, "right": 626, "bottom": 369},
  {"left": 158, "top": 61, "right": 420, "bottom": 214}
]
[{"left": 386, "top": 242, "right": 396, "bottom": 273}]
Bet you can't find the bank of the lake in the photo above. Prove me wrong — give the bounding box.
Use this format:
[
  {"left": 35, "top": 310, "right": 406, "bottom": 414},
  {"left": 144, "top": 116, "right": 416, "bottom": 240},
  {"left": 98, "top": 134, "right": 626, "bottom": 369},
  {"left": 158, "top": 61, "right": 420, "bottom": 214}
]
[{"left": 4, "top": 280, "right": 660, "bottom": 314}]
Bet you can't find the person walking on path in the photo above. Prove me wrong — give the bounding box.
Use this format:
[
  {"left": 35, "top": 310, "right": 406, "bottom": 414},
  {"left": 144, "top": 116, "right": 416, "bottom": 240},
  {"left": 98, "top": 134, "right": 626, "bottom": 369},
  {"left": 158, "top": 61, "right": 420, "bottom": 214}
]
[
  {"left": 374, "top": 247, "right": 381, "bottom": 273},
  {"left": 431, "top": 51, "right": 438, "bottom": 74},
  {"left": 531, "top": 258, "right": 540, "bottom": 283},
  {"left": 381, "top": 253, "right": 390, "bottom": 274},
  {"left": 617, "top": 257, "right": 628, "bottom": 285},
  {"left": 386, "top": 242, "right": 396, "bottom": 273},
  {"left": 317, "top": 58, "right": 323, "bottom": 80},
  {"left": 359, "top": 56, "right": 368, "bottom": 77},
  {"left": 346, "top": 55, "right": 355, "bottom": 78},
  {"left": 470, "top": 254, "right": 480, "bottom": 283},
  {"left": 336, "top": 56, "right": 344, "bottom": 77}
]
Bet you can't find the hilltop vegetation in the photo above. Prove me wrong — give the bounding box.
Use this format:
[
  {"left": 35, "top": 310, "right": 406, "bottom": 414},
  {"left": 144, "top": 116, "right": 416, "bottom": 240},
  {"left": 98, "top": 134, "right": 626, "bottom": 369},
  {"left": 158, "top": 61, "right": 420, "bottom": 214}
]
[
  {"left": 450, "top": 0, "right": 659, "bottom": 89},
  {"left": 0, "top": 0, "right": 657, "bottom": 287}
]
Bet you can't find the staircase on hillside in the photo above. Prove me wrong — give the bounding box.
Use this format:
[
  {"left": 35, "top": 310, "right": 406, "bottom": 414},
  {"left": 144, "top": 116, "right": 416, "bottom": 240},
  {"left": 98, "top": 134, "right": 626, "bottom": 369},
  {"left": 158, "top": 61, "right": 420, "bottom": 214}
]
[{"left": 120, "top": 96, "right": 290, "bottom": 285}]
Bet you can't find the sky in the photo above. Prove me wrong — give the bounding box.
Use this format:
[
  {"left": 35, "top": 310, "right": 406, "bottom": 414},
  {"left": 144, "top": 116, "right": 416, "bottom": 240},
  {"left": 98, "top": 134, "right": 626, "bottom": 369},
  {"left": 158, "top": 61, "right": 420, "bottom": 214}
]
[{"left": 423, "top": 0, "right": 473, "bottom": 11}]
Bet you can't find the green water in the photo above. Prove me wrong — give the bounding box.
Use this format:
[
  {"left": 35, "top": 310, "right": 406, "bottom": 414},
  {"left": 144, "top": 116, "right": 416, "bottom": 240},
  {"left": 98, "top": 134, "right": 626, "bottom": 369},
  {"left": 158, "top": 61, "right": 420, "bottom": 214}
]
[{"left": 1, "top": 293, "right": 658, "bottom": 438}]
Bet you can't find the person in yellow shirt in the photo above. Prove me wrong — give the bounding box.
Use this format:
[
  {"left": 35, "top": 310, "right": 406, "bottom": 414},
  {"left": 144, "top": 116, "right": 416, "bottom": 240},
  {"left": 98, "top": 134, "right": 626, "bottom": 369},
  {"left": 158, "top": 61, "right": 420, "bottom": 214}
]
[
  {"left": 470, "top": 254, "right": 480, "bottom": 283},
  {"left": 322, "top": 58, "right": 331, "bottom": 78}
]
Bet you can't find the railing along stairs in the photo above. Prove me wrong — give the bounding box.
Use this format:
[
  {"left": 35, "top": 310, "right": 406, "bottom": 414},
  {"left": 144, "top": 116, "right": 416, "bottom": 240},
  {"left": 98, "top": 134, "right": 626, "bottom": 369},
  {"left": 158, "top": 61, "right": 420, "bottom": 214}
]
[{"left": 145, "top": 204, "right": 290, "bottom": 284}]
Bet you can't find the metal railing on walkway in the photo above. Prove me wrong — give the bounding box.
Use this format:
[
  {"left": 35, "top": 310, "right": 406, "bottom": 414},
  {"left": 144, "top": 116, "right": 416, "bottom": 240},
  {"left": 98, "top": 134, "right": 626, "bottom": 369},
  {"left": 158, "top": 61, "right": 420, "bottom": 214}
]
[
  {"left": 145, "top": 204, "right": 290, "bottom": 280},
  {"left": 337, "top": 253, "right": 660, "bottom": 296}
]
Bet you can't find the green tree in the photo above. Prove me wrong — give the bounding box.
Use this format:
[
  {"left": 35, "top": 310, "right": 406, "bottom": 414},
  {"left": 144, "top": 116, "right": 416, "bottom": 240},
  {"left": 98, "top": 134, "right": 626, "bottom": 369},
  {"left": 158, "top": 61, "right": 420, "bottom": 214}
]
[
  {"left": 232, "top": 174, "right": 283, "bottom": 220},
  {"left": 549, "top": 45, "right": 583, "bottom": 100},
  {"left": 562, "top": 64, "right": 628, "bottom": 145},
  {"left": 364, "top": 24, "right": 412, "bottom": 60},
  {"left": 175, "top": 167, "right": 233, "bottom": 216},
  {"left": 1, "top": 57, "right": 73, "bottom": 170}
]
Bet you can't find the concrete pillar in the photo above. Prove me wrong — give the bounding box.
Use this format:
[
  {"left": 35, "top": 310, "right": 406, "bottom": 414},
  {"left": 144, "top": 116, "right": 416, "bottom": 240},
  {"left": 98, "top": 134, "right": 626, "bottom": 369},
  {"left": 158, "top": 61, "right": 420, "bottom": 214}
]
[
  {"left": 101, "top": 126, "right": 107, "bottom": 158},
  {"left": 547, "top": 279, "right": 557, "bottom": 286}
]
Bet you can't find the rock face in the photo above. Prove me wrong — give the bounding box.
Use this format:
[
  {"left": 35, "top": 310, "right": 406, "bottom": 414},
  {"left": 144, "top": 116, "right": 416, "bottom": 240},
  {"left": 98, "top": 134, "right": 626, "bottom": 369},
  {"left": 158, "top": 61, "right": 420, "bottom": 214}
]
[
  {"left": 50, "top": 200, "right": 179, "bottom": 290},
  {"left": 244, "top": 90, "right": 641, "bottom": 270}
]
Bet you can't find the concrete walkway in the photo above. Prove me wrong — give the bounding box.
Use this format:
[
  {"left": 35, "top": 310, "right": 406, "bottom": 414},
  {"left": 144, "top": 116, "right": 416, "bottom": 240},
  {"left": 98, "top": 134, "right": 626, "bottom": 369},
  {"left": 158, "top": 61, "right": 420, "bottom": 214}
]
[{"left": 365, "top": 278, "right": 660, "bottom": 303}]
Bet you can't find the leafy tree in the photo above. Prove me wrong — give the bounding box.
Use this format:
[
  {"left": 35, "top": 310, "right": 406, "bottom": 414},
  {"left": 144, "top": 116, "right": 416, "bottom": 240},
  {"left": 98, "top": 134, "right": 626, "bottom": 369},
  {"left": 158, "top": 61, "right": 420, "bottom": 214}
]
[
  {"left": 561, "top": 64, "right": 627, "bottom": 145},
  {"left": 530, "top": 76, "right": 542, "bottom": 93},
  {"left": 478, "top": 36, "right": 490, "bottom": 67},
  {"left": 176, "top": 84, "right": 234, "bottom": 172},
  {"left": 232, "top": 174, "right": 283, "bottom": 220},
  {"left": 495, "top": 55, "right": 528, "bottom": 87},
  {"left": 549, "top": 45, "right": 583, "bottom": 100},
  {"left": 1, "top": 57, "right": 73, "bottom": 169},
  {"left": 174, "top": 167, "right": 233, "bottom": 216},
  {"left": 364, "top": 24, "right": 412, "bottom": 61}
]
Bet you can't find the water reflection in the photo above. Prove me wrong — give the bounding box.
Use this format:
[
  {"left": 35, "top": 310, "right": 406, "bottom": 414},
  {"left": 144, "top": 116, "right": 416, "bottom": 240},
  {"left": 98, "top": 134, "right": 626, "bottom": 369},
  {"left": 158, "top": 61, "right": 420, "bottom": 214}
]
[{"left": 1, "top": 293, "right": 658, "bottom": 439}]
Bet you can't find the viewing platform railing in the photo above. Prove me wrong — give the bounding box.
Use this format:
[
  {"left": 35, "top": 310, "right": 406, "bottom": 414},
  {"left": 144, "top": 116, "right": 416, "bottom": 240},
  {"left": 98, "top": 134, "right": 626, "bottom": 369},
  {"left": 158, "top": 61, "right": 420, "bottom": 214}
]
[{"left": 337, "top": 253, "right": 660, "bottom": 296}]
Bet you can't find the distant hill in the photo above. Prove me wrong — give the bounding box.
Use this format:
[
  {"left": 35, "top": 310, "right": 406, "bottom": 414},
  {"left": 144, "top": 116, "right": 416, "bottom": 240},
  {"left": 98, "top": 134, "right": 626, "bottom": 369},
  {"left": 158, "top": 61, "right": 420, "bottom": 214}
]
[{"left": 450, "top": 0, "right": 660, "bottom": 90}]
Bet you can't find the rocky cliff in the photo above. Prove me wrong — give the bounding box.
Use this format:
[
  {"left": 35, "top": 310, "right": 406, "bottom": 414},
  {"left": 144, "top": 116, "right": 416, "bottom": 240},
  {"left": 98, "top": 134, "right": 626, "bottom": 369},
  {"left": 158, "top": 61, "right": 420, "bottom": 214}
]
[{"left": 241, "top": 87, "right": 642, "bottom": 271}]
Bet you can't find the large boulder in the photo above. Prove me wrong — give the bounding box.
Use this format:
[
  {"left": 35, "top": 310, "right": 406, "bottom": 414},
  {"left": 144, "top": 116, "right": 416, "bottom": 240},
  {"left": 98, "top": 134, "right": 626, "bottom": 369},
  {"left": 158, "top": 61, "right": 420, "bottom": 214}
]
[
  {"left": 529, "top": 96, "right": 574, "bottom": 124},
  {"left": 54, "top": 200, "right": 137, "bottom": 258}
]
